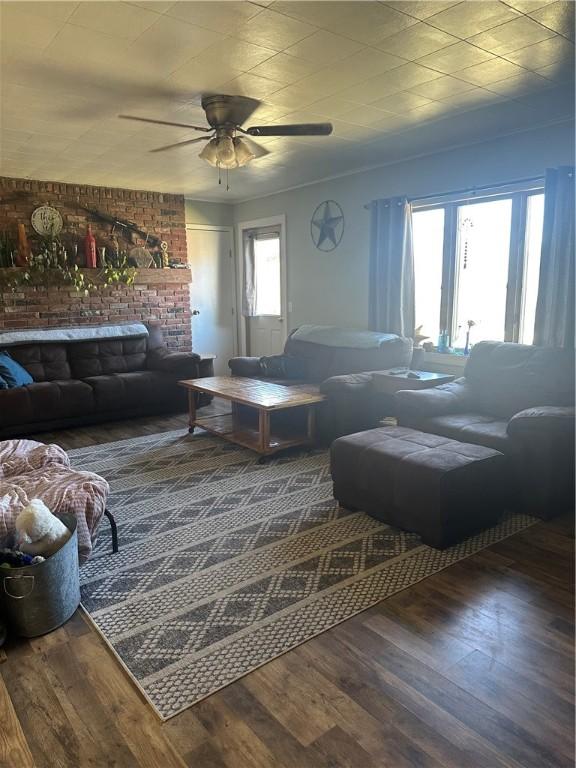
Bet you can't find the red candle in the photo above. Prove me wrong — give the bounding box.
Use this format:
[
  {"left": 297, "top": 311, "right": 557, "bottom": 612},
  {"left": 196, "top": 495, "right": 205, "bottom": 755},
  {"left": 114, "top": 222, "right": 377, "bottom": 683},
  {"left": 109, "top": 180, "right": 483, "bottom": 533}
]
[
  {"left": 16, "top": 223, "right": 29, "bottom": 266},
  {"left": 84, "top": 225, "right": 97, "bottom": 268}
]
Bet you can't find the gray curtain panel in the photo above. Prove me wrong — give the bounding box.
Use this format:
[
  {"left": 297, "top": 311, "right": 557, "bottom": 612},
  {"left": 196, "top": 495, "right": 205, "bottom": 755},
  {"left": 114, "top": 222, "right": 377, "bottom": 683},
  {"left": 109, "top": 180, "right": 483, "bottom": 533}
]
[
  {"left": 368, "top": 197, "right": 415, "bottom": 337},
  {"left": 534, "top": 166, "right": 575, "bottom": 348}
]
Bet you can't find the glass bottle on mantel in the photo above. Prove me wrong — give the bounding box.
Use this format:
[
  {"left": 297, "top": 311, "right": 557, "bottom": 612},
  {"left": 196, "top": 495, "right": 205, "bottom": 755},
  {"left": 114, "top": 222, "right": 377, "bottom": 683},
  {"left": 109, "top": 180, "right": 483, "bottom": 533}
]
[
  {"left": 16, "top": 223, "right": 30, "bottom": 266},
  {"left": 84, "top": 225, "right": 97, "bottom": 268}
]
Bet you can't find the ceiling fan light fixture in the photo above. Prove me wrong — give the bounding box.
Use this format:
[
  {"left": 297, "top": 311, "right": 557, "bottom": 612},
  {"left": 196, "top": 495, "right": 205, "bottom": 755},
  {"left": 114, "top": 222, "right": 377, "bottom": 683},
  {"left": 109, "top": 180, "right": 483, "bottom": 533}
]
[
  {"left": 199, "top": 137, "right": 220, "bottom": 167},
  {"left": 215, "top": 135, "right": 237, "bottom": 169},
  {"left": 233, "top": 137, "right": 255, "bottom": 167}
]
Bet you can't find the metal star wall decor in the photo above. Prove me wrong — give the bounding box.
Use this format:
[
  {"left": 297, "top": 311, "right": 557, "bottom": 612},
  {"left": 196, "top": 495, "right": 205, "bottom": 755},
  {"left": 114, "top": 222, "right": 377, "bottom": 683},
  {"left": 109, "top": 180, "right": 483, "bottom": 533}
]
[{"left": 310, "top": 200, "right": 344, "bottom": 251}]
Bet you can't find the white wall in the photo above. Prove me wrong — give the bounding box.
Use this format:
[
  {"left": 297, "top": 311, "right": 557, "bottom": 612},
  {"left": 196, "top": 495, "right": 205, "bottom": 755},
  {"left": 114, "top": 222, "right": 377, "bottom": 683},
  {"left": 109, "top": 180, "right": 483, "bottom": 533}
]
[
  {"left": 233, "top": 121, "right": 575, "bottom": 333},
  {"left": 185, "top": 199, "right": 233, "bottom": 227}
]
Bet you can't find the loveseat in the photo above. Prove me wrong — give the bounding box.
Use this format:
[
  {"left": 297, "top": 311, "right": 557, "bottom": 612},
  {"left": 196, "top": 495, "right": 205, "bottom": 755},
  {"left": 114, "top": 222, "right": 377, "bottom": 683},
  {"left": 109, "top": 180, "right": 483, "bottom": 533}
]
[
  {"left": 395, "top": 341, "right": 575, "bottom": 519},
  {"left": 0, "top": 323, "right": 201, "bottom": 438},
  {"left": 229, "top": 325, "right": 413, "bottom": 442}
]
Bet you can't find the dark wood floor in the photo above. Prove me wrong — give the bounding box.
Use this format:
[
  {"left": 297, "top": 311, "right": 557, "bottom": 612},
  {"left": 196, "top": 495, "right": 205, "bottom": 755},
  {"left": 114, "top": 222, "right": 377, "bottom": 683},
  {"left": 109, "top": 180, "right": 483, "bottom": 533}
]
[{"left": 1, "top": 414, "right": 574, "bottom": 768}]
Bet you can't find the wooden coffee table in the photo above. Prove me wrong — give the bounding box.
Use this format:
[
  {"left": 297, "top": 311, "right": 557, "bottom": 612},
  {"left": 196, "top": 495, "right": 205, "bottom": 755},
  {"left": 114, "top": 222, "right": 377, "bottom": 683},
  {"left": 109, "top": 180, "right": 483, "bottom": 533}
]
[{"left": 179, "top": 376, "right": 326, "bottom": 459}]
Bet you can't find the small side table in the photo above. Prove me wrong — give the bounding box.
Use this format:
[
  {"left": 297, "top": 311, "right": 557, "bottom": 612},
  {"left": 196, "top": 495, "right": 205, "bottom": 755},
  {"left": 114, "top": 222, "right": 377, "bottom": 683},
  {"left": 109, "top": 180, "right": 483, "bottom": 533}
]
[{"left": 372, "top": 368, "right": 455, "bottom": 396}]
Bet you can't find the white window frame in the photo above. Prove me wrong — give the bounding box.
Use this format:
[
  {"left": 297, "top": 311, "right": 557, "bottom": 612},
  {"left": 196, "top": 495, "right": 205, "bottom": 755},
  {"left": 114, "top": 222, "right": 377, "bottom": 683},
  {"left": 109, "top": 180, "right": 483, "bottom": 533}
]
[{"left": 412, "top": 180, "right": 545, "bottom": 346}]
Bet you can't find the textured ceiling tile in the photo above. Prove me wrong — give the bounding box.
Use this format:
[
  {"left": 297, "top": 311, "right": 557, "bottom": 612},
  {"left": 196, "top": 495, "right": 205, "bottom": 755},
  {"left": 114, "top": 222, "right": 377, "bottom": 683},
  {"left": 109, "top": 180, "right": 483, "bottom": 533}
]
[
  {"left": 304, "top": 96, "right": 361, "bottom": 117},
  {"left": 284, "top": 30, "right": 363, "bottom": 64},
  {"left": 128, "top": 16, "right": 225, "bottom": 74},
  {"left": 485, "top": 71, "right": 554, "bottom": 95},
  {"left": 163, "top": 58, "right": 243, "bottom": 91},
  {"left": 0, "top": 4, "right": 63, "bottom": 49},
  {"left": 426, "top": 1, "right": 521, "bottom": 36},
  {"left": 528, "top": 1, "right": 575, "bottom": 40},
  {"left": 249, "top": 53, "right": 317, "bottom": 85},
  {"left": 440, "top": 87, "right": 506, "bottom": 109},
  {"left": 331, "top": 48, "right": 406, "bottom": 80},
  {"left": 417, "top": 41, "right": 495, "bottom": 74},
  {"left": 409, "top": 74, "right": 477, "bottom": 98},
  {"left": 336, "top": 104, "right": 393, "bottom": 126},
  {"left": 504, "top": 36, "right": 574, "bottom": 68},
  {"left": 7, "top": 1, "right": 79, "bottom": 22},
  {"left": 455, "top": 58, "right": 527, "bottom": 85},
  {"left": 234, "top": 8, "right": 318, "bottom": 51},
  {"left": 127, "top": 1, "right": 176, "bottom": 13},
  {"left": 385, "top": 1, "right": 461, "bottom": 20},
  {"left": 198, "top": 38, "right": 276, "bottom": 71},
  {"left": 500, "top": 0, "right": 553, "bottom": 12},
  {"left": 380, "top": 62, "right": 445, "bottom": 89},
  {"left": 371, "top": 90, "right": 434, "bottom": 114},
  {"left": 221, "top": 72, "right": 285, "bottom": 99},
  {"left": 322, "top": 2, "right": 418, "bottom": 45},
  {"left": 468, "top": 16, "right": 556, "bottom": 55},
  {"left": 68, "top": 2, "right": 159, "bottom": 40},
  {"left": 537, "top": 59, "right": 574, "bottom": 81},
  {"left": 377, "top": 22, "right": 459, "bottom": 58},
  {"left": 166, "top": 1, "right": 263, "bottom": 32}
]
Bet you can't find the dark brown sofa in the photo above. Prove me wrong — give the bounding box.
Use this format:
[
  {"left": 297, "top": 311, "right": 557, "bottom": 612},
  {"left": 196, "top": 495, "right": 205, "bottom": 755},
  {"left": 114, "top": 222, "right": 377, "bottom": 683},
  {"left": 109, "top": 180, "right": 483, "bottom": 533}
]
[
  {"left": 229, "top": 326, "right": 413, "bottom": 442},
  {"left": 394, "top": 341, "right": 575, "bottom": 519},
  {"left": 0, "top": 324, "right": 200, "bottom": 438}
]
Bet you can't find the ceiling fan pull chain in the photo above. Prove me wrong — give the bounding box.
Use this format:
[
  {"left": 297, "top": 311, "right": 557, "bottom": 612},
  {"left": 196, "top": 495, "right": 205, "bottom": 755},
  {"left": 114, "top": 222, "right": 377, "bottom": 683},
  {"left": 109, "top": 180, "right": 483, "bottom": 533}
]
[{"left": 226, "top": 168, "right": 230, "bottom": 192}]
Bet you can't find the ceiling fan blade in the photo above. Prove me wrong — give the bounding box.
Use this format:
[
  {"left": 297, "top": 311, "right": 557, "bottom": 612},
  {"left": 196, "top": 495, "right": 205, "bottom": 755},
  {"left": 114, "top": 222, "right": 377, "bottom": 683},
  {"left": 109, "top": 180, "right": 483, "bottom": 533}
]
[
  {"left": 239, "top": 137, "right": 270, "bottom": 159},
  {"left": 150, "top": 136, "right": 214, "bottom": 153},
  {"left": 201, "top": 94, "right": 261, "bottom": 127},
  {"left": 246, "top": 123, "right": 333, "bottom": 137},
  {"left": 119, "top": 115, "right": 211, "bottom": 132}
]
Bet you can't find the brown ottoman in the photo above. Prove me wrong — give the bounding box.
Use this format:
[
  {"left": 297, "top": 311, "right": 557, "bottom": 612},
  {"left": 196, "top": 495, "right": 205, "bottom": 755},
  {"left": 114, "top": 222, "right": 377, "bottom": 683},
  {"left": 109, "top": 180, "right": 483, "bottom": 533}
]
[{"left": 330, "top": 426, "right": 508, "bottom": 548}]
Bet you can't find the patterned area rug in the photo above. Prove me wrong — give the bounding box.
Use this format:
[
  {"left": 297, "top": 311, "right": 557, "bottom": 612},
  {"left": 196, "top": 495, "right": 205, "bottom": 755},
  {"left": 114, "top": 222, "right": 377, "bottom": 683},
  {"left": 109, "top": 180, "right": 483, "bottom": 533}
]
[{"left": 72, "top": 429, "right": 536, "bottom": 721}]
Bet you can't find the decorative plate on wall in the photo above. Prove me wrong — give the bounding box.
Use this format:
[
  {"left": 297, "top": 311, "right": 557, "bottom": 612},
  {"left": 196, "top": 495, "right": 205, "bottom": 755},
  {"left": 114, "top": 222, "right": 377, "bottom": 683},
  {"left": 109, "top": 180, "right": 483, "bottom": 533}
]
[
  {"left": 310, "top": 200, "right": 344, "bottom": 251},
  {"left": 31, "top": 205, "right": 63, "bottom": 237}
]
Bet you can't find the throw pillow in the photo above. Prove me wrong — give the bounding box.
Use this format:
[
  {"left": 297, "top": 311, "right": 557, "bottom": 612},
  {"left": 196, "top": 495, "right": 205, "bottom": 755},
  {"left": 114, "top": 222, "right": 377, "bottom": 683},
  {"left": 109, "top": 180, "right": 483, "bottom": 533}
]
[{"left": 0, "top": 351, "right": 33, "bottom": 388}]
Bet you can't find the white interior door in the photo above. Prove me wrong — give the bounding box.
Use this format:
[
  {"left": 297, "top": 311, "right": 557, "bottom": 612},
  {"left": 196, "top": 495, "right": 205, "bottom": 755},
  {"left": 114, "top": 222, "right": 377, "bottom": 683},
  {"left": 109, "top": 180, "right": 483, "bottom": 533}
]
[
  {"left": 186, "top": 226, "right": 236, "bottom": 376},
  {"left": 246, "top": 230, "right": 286, "bottom": 358}
]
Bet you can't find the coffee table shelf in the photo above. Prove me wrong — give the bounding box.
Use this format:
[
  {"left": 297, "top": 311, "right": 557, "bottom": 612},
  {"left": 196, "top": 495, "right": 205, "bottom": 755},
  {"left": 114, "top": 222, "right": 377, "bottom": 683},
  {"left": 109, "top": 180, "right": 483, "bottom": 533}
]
[{"left": 179, "top": 377, "right": 326, "bottom": 457}]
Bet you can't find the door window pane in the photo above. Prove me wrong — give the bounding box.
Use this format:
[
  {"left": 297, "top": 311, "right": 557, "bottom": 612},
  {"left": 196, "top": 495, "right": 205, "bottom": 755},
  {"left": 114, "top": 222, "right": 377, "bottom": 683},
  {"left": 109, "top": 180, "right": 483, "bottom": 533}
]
[
  {"left": 413, "top": 208, "right": 444, "bottom": 344},
  {"left": 254, "top": 234, "right": 281, "bottom": 316},
  {"left": 520, "top": 193, "right": 545, "bottom": 345},
  {"left": 453, "top": 199, "right": 512, "bottom": 347}
]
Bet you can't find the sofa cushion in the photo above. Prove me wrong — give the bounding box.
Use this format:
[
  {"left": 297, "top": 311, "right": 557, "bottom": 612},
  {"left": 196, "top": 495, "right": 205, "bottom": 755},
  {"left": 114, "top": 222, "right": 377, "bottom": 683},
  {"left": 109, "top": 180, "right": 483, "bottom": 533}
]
[
  {"left": 414, "top": 413, "right": 510, "bottom": 453},
  {"left": 0, "top": 351, "right": 34, "bottom": 387},
  {"left": 68, "top": 337, "right": 147, "bottom": 378},
  {"left": 0, "top": 381, "right": 94, "bottom": 428},
  {"left": 84, "top": 371, "right": 171, "bottom": 411},
  {"left": 8, "top": 344, "right": 70, "bottom": 382}
]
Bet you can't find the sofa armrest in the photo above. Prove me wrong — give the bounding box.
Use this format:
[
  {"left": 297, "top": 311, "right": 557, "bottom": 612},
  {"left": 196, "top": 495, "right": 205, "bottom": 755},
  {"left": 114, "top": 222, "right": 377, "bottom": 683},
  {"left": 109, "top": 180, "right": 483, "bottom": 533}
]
[
  {"left": 148, "top": 350, "right": 201, "bottom": 376},
  {"left": 395, "top": 377, "right": 472, "bottom": 417},
  {"left": 229, "top": 357, "right": 262, "bottom": 377},
  {"left": 507, "top": 406, "right": 575, "bottom": 439},
  {"left": 320, "top": 371, "right": 374, "bottom": 395}
]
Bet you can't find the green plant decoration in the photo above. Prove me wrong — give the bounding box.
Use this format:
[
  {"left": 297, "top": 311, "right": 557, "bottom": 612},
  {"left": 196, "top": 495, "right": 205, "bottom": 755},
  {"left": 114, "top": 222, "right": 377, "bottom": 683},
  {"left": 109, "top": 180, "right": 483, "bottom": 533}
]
[{"left": 0, "top": 237, "right": 137, "bottom": 294}]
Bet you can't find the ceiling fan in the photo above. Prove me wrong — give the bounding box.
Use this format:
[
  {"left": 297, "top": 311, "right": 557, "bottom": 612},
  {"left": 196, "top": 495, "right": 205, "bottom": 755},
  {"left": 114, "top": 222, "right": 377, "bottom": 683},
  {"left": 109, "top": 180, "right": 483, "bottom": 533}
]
[{"left": 119, "top": 94, "right": 333, "bottom": 171}]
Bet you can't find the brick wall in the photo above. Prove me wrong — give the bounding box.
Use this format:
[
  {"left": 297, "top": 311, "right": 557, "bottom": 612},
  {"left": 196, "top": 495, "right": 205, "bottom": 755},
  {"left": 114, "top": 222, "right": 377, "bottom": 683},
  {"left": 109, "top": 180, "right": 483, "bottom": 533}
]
[{"left": 0, "top": 176, "right": 192, "bottom": 350}]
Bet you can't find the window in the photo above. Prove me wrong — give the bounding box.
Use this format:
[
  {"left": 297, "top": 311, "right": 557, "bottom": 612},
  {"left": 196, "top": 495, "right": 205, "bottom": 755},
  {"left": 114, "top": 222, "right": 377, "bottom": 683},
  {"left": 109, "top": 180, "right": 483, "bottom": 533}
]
[
  {"left": 412, "top": 185, "right": 545, "bottom": 349},
  {"left": 253, "top": 232, "right": 281, "bottom": 316}
]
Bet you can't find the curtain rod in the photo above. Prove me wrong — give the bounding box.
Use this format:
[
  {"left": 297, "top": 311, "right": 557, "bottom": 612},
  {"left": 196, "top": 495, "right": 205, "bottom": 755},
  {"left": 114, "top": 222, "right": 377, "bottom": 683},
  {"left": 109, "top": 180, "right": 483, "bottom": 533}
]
[{"left": 363, "top": 175, "right": 545, "bottom": 209}]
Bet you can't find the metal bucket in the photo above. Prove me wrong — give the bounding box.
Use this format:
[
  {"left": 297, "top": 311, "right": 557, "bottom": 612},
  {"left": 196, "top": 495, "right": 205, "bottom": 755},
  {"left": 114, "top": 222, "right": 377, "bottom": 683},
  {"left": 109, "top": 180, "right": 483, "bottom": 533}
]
[{"left": 0, "top": 513, "right": 80, "bottom": 637}]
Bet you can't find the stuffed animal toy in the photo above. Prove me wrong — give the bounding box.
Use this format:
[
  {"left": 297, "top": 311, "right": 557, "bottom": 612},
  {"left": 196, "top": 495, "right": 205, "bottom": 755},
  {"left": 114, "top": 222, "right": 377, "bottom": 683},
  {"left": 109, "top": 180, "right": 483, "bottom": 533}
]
[{"left": 15, "top": 500, "right": 71, "bottom": 558}]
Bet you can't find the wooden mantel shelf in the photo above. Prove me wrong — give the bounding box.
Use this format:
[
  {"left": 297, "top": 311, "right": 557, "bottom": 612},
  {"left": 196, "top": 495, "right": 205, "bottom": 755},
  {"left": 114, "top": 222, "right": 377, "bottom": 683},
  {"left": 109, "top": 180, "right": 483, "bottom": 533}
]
[
  {"left": 0, "top": 266, "right": 191, "bottom": 285},
  {"left": 133, "top": 267, "right": 191, "bottom": 284}
]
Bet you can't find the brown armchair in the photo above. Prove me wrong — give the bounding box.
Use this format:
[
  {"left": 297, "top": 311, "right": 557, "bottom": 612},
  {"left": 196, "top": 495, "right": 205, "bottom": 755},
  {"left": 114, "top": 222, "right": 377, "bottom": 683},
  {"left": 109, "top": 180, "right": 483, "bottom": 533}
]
[{"left": 395, "top": 341, "right": 575, "bottom": 519}]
